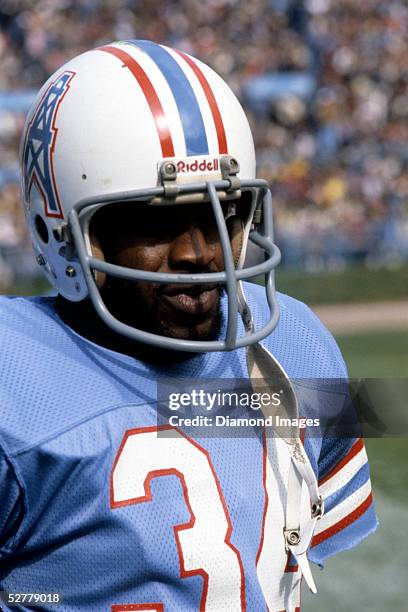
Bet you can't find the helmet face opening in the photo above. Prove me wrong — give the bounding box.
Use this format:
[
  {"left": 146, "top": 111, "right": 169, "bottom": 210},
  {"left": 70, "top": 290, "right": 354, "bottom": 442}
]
[
  {"left": 88, "top": 192, "right": 253, "bottom": 256},
  {"left": 20, "top": 40, "right": 281, "bottom": 351},
  {"left": 68, "top": 178, "right": 281, "bottom": 352}
]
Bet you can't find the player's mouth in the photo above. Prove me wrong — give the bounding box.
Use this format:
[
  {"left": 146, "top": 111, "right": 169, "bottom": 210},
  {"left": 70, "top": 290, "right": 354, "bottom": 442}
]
[{"left": 160, "top": 284, "right": 220, "bottom": 316}]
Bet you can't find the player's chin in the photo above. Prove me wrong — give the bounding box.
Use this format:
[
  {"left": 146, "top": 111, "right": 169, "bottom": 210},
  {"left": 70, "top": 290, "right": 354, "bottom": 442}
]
[
  {"left": 158, "top": 305, "right": 221, "bottom": 342},
  {"left": 166, "top": 320, "right": 217, "bottom": 341}
]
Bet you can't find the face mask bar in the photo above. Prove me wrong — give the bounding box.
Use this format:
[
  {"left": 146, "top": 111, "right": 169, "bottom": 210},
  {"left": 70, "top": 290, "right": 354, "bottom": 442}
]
[{"left": 68, "top": 178, "right": 281, "bottom": 352}]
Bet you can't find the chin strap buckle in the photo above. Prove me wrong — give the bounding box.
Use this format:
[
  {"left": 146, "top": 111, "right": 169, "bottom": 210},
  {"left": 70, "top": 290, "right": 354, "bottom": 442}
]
[{"left": 284, "top": 528, "right": 301, "bottom": 551}]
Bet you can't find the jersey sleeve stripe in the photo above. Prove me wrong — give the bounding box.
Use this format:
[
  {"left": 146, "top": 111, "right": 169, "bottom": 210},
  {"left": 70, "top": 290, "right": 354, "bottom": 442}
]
[
  {"left": 312, "top": 490, "right": 373, "bottom": 548},
  {"left": 309, "top": 496, "right": 377, "bottom": 566},
  {"left": 318, "top": 437, "right": 364, "bottom": 486},
  {"left": 313, "top": 479, "right": 372, "bottom": 540},
  {"left": 174, "top": 50, "right": 228, "bottom": 155},
  {"left": 99, "top": 45, "right": 175, "bottom": 158},
  {"left": 323, "top": 463, "right": 370, "bottom": 514},
  {"left": 319, "top": 443, "right": 368, "bottom": 500}
]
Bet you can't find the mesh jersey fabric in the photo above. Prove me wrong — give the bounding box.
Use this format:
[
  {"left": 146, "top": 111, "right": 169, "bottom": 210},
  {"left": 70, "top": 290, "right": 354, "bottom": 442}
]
[{"left": 0, "top": 283, "right": 377, "bottom": 611}]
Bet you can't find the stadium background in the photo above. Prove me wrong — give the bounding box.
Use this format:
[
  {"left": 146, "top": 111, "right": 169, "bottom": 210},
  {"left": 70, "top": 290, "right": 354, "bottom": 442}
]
[{"left": 0, "top": 1, "right": 407, "bottom": 610}]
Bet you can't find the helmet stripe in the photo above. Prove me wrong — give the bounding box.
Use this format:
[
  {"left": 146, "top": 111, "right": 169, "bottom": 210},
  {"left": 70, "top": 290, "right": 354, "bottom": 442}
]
[
  {"left": 129, "top": 40, "right": 209, "bottom": 157},
  {"left": 99, "top": 45, "right": 175, "bottom": 158},
  {"left": 175, "top": 50, "right": 228, "bottom": 155}
]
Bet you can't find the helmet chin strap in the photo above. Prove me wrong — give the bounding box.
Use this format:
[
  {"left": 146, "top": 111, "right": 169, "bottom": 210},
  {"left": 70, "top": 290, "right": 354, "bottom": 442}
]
[{"left": 237, "top": 282, "right": 323, "bottom": 594}]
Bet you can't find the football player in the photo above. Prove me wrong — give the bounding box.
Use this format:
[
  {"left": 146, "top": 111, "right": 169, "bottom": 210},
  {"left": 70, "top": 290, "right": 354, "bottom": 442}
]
[{"left": 0, "top": 40, "right": 377, "bottom": 611}]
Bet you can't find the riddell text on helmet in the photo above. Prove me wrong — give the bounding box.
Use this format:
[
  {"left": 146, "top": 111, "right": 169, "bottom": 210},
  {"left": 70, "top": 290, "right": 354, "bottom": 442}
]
[{"left": 176, "top": 158, "right": 219, "bottom": 173}]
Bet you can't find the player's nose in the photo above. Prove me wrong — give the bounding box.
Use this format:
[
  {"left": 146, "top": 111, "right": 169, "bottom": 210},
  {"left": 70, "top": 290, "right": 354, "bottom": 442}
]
[{"left": 168, "top": 223, "right": 218, "bottom": 270}]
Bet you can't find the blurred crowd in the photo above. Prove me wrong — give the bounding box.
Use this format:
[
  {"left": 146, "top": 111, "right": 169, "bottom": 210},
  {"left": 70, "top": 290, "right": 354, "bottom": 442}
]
[{"left": 0, "top": 0, "right": 407, "bottom": 289}]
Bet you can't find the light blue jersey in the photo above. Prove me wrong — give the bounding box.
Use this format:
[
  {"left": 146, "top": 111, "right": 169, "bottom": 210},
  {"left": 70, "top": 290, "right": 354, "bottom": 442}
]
[{"left": 0, "top": 284, "right": 377, "bottom": 611}]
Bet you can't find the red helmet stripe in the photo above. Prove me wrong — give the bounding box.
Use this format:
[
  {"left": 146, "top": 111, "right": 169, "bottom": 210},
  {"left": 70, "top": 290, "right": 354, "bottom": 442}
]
[
  {"left": 99, "top": 45, "right": 175, "bottom": 158},
  {"left": 175, "top": 50, "right": 228, "bottom": 155}
]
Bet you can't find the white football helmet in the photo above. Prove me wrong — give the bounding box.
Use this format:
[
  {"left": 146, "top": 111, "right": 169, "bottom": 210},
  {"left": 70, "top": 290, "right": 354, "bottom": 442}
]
[{"left": 20, "top": 39, "right": 281, "bottom": 351}]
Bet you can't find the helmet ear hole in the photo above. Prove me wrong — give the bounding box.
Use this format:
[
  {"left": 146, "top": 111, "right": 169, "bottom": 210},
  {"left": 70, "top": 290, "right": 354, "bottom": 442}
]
[{"left": 34, "top": 215, "right": 49, "bottom": 244}]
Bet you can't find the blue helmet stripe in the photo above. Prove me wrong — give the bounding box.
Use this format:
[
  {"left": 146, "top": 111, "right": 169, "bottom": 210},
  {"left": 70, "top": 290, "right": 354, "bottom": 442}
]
[{"left": 128, "top": 40, "right": 209, "bottom": 156}]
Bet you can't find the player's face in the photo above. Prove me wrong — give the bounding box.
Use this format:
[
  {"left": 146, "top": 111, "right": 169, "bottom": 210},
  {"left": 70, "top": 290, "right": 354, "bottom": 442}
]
[{"left": 91, "top": 200, "right": 245, "bottom": 342}]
